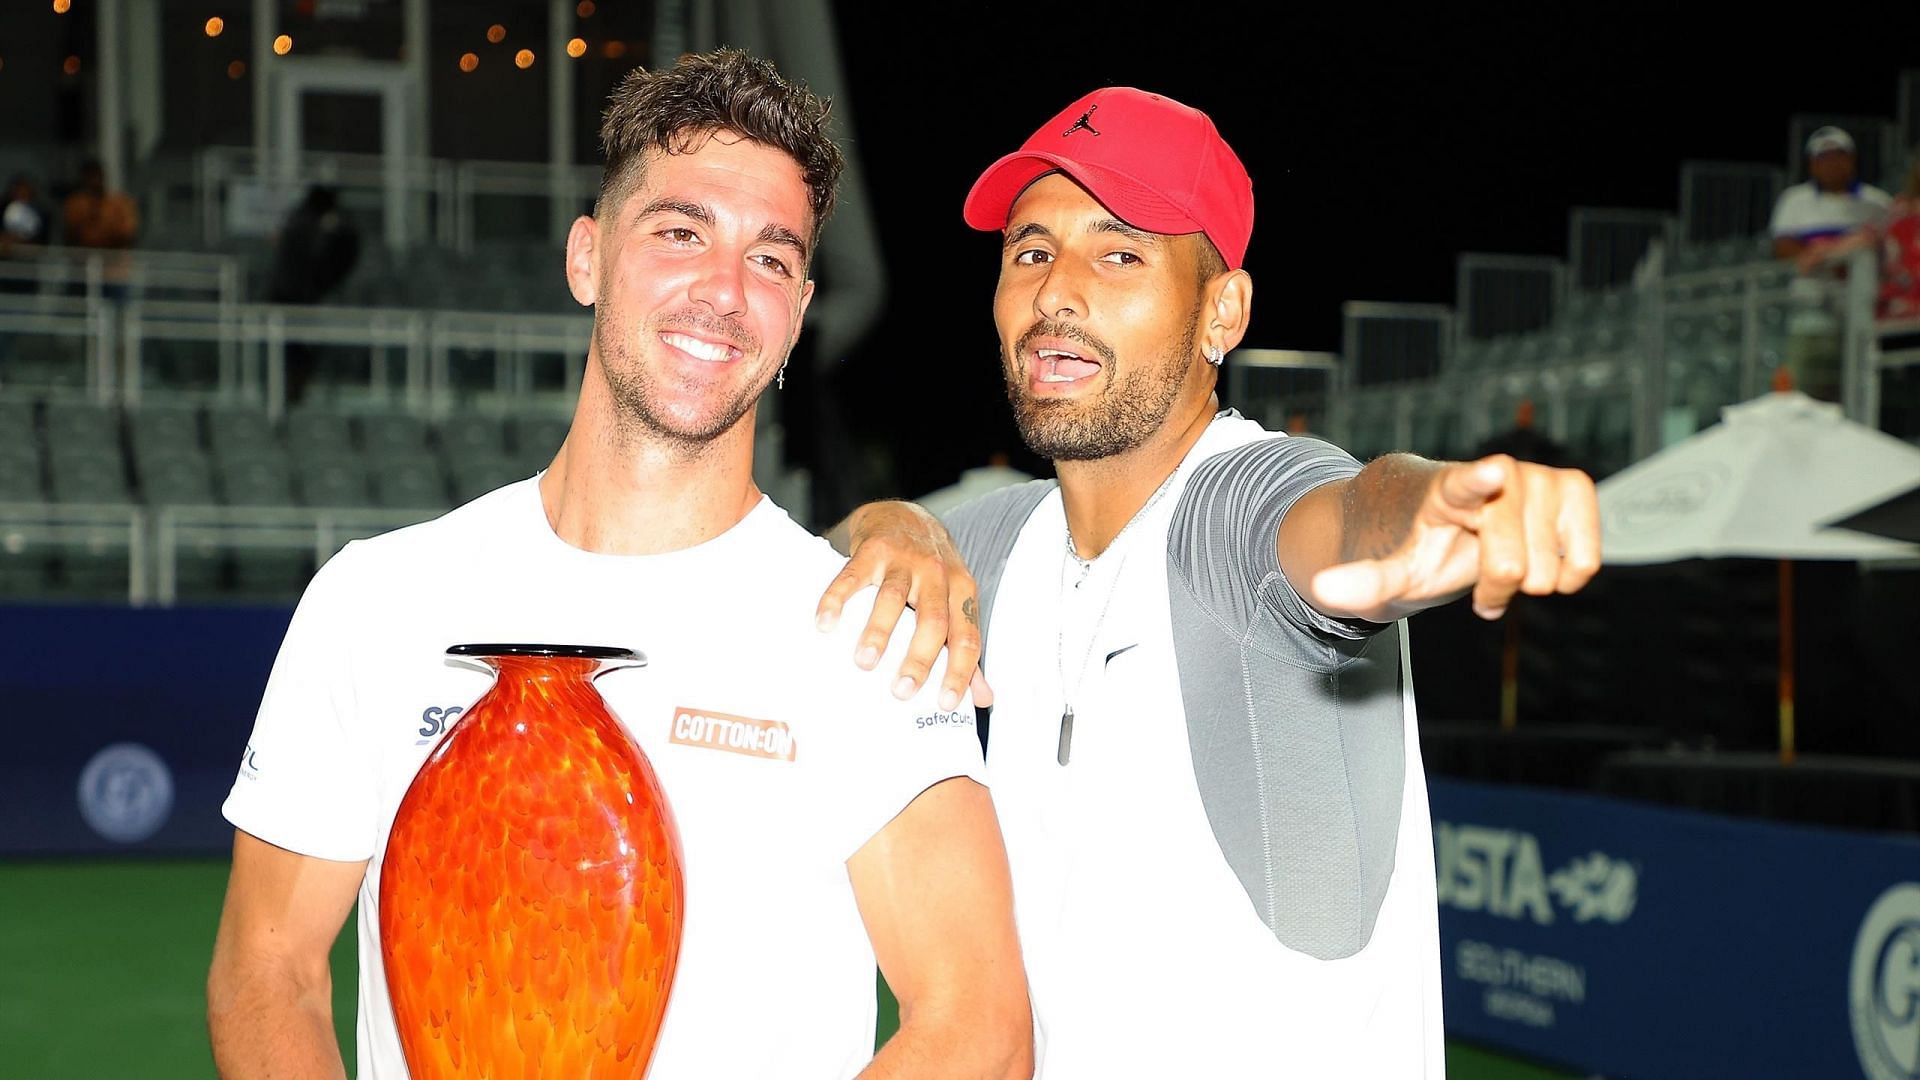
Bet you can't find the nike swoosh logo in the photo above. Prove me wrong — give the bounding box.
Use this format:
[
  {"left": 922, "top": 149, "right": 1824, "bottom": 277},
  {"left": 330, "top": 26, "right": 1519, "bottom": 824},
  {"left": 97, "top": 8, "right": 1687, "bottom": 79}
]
[{"left": 1104, "top": 643, "right": 1140, "bottom": 667}]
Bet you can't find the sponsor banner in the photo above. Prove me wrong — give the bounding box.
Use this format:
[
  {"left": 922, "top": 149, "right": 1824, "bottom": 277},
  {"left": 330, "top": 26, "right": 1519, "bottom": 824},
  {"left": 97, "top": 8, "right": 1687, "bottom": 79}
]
[
  {"left": 0, "top": 605, "right": 290, "bottom": 855},
  {"left": 1432, "top": 777, "right": 1920, "bottom": 1080}
]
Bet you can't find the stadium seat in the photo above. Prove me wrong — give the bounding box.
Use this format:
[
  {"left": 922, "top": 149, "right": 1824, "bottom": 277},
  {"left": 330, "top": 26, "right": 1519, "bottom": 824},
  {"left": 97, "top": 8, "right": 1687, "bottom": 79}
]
[
  {"left": 127, "top": 407, "right": 203, "bottom": 460},
  {"left": 48, "top": 450, "right": 130, "bottom": 504},
  {"left": 207, "top": 409, "right": 278, "bottom": 458},
  {"left": 43, "top": 403, "right": 120, "bottom": 453},
  {"left": 0, "top": 399, "right": 36, "bottom": 448},
  {"left": 360, "top": 413, "right": 430, "bottom": 458},
  {"left": 438, "top": 415, "right": 510, "bottom": 459},
  {"left": 136, "top": 450, "right": 216, "bottom": 505},
  {"left": 216, "top": 452, "right": 294, "bottom": 506},
  {"left": 287, "top": 408, "right": 356, "bottom": 458},
  {"left": 0, "top": 440, "right": 43, "bottom": 502},
  {"left": 57, "top": 525, "right": 133, "bottom": 599},
  {"left": 448, "top": 452, "right": 528, "bottom": 505},
  {"left": 371, "top": 457, "right": 447, "bottom": 510},
  {"left": 511, "top": 415, "right": 569, "bottom": 469},
  {"left": 6, "top": 336, "right": 86, "bottom": 391},
  {"left": 231, "top": 548, "right": 313, "bottom": 599},
  {"left": 295, "top": 454, "right": 371, "bottom": 508}
]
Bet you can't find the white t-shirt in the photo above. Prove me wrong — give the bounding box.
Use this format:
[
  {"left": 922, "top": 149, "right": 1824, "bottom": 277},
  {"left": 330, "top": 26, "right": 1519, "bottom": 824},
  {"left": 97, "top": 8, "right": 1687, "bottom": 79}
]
[
  {"left": 1772, "top": 181, "right": 1893, "bottom": 320},
  {"left": 223, "top": 478, "right": 985, "bottom": 1079},
  {"left": 1770, "top": 180, "right": 1892, "bottom": 244},
  {"left": 970, "top": 414, "right": 1443, "bottom": 1078}
]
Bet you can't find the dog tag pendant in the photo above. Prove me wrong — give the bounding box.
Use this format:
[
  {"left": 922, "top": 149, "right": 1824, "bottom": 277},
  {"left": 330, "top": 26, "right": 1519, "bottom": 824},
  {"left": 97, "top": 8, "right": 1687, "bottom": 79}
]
[{"left": 1056, "top": 704, "right": 1074, "bottom": 765}]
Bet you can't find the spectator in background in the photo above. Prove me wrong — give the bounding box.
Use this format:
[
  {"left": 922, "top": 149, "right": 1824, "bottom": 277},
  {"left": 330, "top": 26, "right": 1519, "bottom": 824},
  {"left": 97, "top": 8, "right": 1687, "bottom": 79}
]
[
  {"left": 1770, "top": 127, "right": 1891, "bottom": 401},
  {"left": 62, "top": 159, "right": 138, "bottom": 251},
  {"left": 267, "top": 186, "right": 361, "bottom": 403},
  {"left": 1802, "top": 147, "right": 1920, "bottom": 330},
  {"left": 62, "top": 159, "right": 139, "bottom": 302},
  {"left": 1473, "top": 398, "right": 1578, "bottom": 469},
  {"left": 1, "top": 175, "right": 50, "bottom": 297}
]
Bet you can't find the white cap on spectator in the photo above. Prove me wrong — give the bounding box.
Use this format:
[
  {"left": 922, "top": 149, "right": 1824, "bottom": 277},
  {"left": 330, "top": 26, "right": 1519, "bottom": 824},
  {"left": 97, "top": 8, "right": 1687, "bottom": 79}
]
[{"left": 1806, "top": 126, "right": 1855, "bottom": 157}]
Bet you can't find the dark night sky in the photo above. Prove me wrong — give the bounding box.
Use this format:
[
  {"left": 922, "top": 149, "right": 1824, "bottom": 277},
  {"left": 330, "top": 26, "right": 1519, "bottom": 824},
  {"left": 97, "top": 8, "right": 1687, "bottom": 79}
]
[{"left": 810, "top": 3, "right": 1917, "bottom": 508}]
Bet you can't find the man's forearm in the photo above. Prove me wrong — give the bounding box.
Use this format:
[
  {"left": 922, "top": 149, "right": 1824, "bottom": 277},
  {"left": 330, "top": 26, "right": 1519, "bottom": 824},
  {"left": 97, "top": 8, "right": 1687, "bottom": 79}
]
[
  {"left": 860, "top": 1006, "right": 1032, "bottom": 1080},
  {"left": 1278, "top": 452, "right": 1441, "bottom": 588},
  {"left": 1336, "top": 453, "right": 1446, "bottom": 563},
  {"left": 208, "top": 967, "right": 347, "bottom": 1080}
]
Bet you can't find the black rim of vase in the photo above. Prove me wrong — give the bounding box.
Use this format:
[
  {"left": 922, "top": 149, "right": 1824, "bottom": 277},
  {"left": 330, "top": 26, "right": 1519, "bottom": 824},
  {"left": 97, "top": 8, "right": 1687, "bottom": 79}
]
[{"left": 447, "top": 644, "right": 642, "bottom": 661}]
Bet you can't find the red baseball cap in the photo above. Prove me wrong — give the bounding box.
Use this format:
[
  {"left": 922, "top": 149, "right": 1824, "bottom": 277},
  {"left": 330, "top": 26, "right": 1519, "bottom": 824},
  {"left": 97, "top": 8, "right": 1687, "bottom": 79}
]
[{"left": 963, "top": 87, "right": 1255, "bottom": 269}]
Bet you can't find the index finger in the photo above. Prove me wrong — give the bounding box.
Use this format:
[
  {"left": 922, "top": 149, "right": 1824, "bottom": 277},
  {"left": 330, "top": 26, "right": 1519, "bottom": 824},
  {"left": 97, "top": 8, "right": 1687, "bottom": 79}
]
[
  {"left": 1471, "top": 464, "right": 1527, "bottom": 619},
  {"left": 1437, "top": 457, "right": 1511, "bottom": 514}
]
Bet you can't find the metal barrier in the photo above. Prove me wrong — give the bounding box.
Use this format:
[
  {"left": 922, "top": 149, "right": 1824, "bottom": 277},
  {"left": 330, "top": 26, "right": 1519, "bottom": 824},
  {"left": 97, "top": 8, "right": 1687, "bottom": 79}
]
[
  {"left": 1457, "top": 254, "right": 1564, "bottom": 342},
  {"left": 0, "top": 502, "right": 148, "bottom": 602},
  {"left": 1320, "top": 247, "right": 1884, "bottom": 478},
  {"left": 1224, "top": 349, "right": 1335, "bottom": 434},
  {"left": 1340, "top": 302, "right": 1452, "bottom": 387},
  {"left": 0, "top": 246, "right": 240, "bottom": 305},
  {"left": 0, "top": 501, "right": 442, "bottom": 607},
  {"left": 2, "top": 293, "right": 590, "bottom": 418},
  {"left": 1568, "top": 208, "right": 1674, "bottom": 291},
  {"left": 1678, "top": 162, "right": 1784, "bottom": 246},
  {"left": 192, "top": 146, "right": 602, "bottom": 253},
  {"left": 152, "top": 504, "right": 436, "bottom": 606}
]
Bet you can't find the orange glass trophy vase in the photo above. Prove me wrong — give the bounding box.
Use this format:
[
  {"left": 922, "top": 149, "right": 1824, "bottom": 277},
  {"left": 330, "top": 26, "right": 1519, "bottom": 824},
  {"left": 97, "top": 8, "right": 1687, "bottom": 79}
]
[{"left": 380, "top": 644, "right": 684, "bottom": 1078}]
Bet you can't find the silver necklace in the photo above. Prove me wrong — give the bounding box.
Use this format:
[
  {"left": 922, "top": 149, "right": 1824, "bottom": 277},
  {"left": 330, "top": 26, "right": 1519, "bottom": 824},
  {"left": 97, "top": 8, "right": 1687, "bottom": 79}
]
[{"left": 1055, "top": 468, "right": 1180, "bottom": 765}]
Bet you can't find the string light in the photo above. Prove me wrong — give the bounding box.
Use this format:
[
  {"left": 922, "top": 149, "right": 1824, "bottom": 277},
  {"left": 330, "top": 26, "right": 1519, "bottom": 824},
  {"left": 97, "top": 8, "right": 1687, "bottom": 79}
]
[
  {"left": 602, "top": 40, "right": 627, "bottom": 59},
  {"left": 53, "top": 0, "right": 71, "bottom": 14},
  {"left": 514, "top": 48, "right": 535, "bottom": 70},
  {"left": 205, "top": 17, "right": 224, "bottom": 37},
  {"left": 577, "top": 1, "right": 596, "bottom": 16},
  {"left": 227, "top": 60, "right": 246, "bottom": 80},
  {"left": 566, "top": 38, "right": 586, "bottom": 59},
  {"left": 63, "top": 55, "right": 81, "bottom": 75},
  {"left": 458, "top": 52, "right": 479, "bottom": 73},
  {"left": 486, "top": 24, "right": 507, "bottom": 45},
  {"left": 273, "top": 35, "right": 293, "bottom": 56}
]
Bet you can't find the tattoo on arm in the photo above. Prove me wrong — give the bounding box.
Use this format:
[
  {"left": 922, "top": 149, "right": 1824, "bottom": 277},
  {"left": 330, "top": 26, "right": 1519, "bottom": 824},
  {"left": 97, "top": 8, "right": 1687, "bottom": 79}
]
[{"left": 1338, "top": 454, "right": 1440, "bottom": 563}]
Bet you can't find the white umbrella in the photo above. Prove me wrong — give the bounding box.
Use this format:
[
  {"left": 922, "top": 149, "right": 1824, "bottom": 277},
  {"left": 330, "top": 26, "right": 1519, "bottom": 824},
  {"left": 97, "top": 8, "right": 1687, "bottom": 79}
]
[{"left": 1598, "top": 390, "right": 1920, "bottom": 762}]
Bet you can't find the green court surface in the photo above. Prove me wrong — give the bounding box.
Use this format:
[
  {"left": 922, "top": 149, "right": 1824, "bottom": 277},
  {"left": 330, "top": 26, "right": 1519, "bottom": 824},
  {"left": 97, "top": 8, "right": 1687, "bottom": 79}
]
[{"left": 0, "top": 860, "right": 1577, "bottom": 1078}]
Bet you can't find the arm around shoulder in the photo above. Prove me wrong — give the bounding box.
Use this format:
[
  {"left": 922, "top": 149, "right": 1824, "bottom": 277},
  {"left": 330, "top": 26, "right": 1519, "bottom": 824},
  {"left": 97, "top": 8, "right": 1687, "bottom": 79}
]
[{"left": 849, "top": 777, "right": 1033, "bottom": 1079}]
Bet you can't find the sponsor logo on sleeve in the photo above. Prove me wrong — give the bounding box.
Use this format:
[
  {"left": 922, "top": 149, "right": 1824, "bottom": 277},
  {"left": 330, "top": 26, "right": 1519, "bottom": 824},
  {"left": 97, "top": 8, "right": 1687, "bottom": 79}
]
[
  {"left": 914, "top": 709, "right": 976, "bottom": 731},
  {"left": 669, "top": 706, "right": 796, "bottom": 762}
]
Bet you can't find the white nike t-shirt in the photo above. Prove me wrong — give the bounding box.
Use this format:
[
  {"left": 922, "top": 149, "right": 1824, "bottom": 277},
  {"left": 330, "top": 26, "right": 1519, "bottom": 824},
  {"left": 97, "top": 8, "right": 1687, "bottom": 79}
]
[
  {"left": 972, "top": 414, "right": 1443, "bottom": 1078},
  {"left": 223, "top": 479, "right": 985, "bottom": 1079}
]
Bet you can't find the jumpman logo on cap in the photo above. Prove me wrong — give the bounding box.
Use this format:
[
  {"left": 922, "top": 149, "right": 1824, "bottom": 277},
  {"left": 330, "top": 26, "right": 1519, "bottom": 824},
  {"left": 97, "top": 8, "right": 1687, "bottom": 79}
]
[{"left": 1063, "top": 104, "right": 1100, "bottom": 137}]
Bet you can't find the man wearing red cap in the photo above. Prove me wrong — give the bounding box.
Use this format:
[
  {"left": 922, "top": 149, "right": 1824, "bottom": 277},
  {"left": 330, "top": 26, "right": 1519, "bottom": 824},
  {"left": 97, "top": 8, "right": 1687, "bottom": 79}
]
[{"left": 827, "top": 86, "right": 1601, "bottom": 1076}]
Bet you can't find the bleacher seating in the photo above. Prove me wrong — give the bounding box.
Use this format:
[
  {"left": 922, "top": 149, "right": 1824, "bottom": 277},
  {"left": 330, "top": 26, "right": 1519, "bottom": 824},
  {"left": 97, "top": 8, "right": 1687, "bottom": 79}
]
[{"left": 0, "top": 395, "right": 574, "bottom": 601}]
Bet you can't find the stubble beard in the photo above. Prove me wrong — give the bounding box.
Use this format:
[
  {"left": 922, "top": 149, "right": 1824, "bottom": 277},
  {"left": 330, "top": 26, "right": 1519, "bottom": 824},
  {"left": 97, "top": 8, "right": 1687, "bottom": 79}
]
[
  {"left": 1002, "top": 314, "right": 1198, "bottom": 463},
  {"left": 595, "top": 307, "right": 768, "bottom": 454}
]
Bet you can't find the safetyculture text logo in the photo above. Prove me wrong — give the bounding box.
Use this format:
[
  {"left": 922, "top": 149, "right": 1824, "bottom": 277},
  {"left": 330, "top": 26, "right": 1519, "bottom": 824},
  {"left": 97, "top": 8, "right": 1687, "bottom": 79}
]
[
  {"left": 669, "top": 706, "right": 796, "bottom": 762},
  {"left": 1435, "top": 821, "right": 1638, "bottom": 926},
  {"left": 1852, "top": 882, "right": 1920, "bottom": 1080}
]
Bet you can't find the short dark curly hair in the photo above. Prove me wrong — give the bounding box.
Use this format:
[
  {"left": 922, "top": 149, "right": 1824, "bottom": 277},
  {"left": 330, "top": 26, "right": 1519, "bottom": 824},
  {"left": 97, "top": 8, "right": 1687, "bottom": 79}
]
[{"left": 596, "top": 47, "right": 844, "bottom": 258}]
